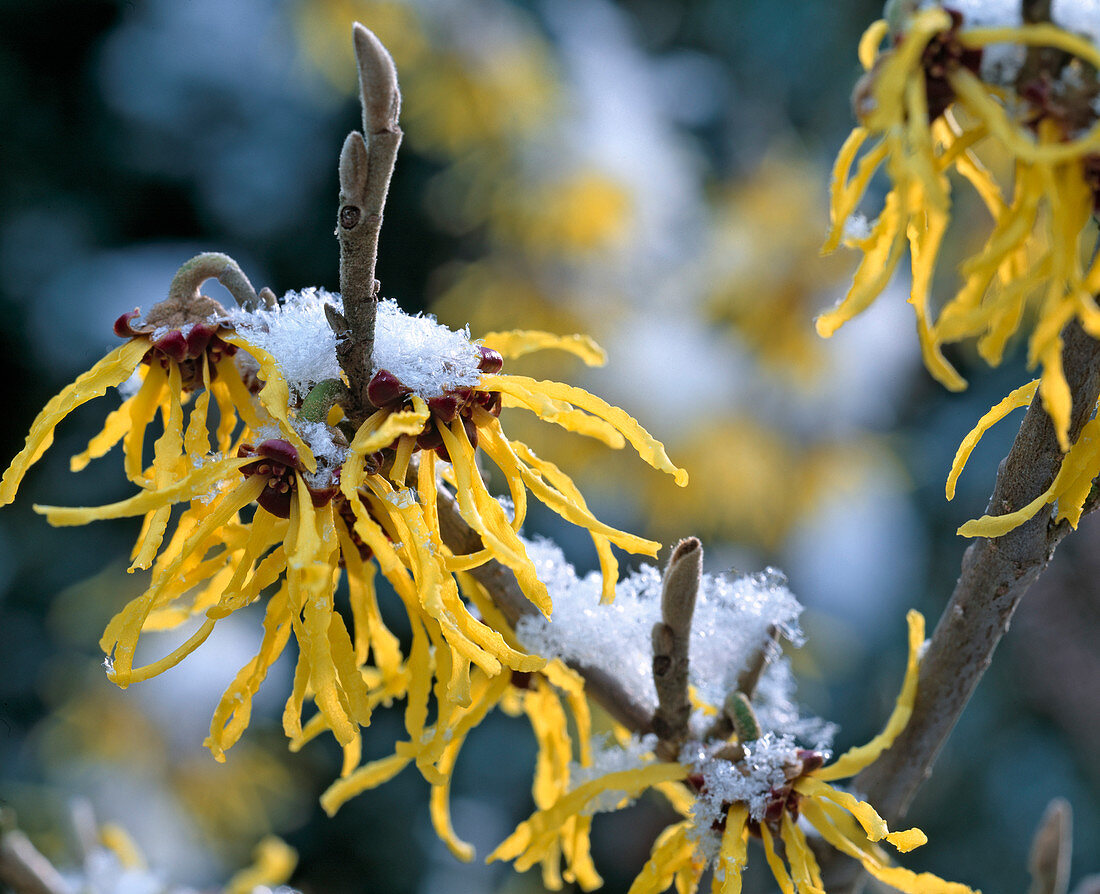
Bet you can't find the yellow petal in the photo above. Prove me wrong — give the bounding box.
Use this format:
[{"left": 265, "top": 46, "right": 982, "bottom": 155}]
[
  {"left": 946, "top": 381, "right": 1038, "bottom": 500},
  {"left": 712, "top": 805, "right": 748, "bottom": 894},
  {"left": 759, "top": 824, "right": 796, "bottom": 894},
  {"left": 222, "top": 335, "right": 315, "bottom": 470},
  {"left": 350, "top": 397, "right": 430, "bottom": 454},
  {"left": 479, "top": 330, "right": 607, "bottom": 366},
  {"left": 781, "top": 812, "right": 825, "bottom": 894},
  {"left": 489, "top": 763, "right": 687, "bottom": 867},
  {"left": 802, "top": 800, "right": 978, "bottom": 893},
  {"left": 858, "top": 19, "right": 889, "bottom": 71},
  {"left": 626, "top": 822, "right": 698, "bottom": 894},
  {"left": 1, "top": 338, "right": 150, "bottom": 505},
  {"left": 816, "top": 610, "right": 924, "bottom": 779},
  {"left": 224, "top": 836, "right": 297, "bottom": 894},
  {"left": 480, "top": 374, "right": 688, "bottom": 486},
  {"left": 35, "top": 455, "right": 254, "bottom": 526},
  {"left": 70, "top": 394, "right": 138, "bottom": 472}
]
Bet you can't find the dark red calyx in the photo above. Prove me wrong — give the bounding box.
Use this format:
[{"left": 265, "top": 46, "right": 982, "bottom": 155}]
[
  {"left": 416, "top": 426, "right": 445, "bottom": 452},
  {"left": 686, "top": 773, "right": 706, "bottom": 793},
  {"left": 795, "top": 749, "right": 825, "bottom": 774},
  {"left": 367, "top": 369, "right": 409, "bottom": 408},
  {"left": 427, "top": 394, "right": 460, "bottom": 424},
  {"left": 152, "top": 329, "right": 189, "bottom": 364},
  {"left": 238, "top": 439, "right": 306, "bottom": 518},
  {"left": 462, "top": 415, "right": 479, "bottom": 450},
  {"left": 114, "top": 309, "right": 144, "bottom": 338},
  {"left": 510, "top": 670, "right": 534, "bottom": 690},
  {"left": 919, "top": 10, "right": 982, "bottom": 121},
  {"left": 477, "top": 345, "right": 503, "bottom": 374},
  {"left": 475, "top": 390, "right": 503, "bottom": 417}
]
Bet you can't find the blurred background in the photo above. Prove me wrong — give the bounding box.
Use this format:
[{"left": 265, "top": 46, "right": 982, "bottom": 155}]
[{"left": 1, "top": 0, "right": 1098, "bottom": 890}]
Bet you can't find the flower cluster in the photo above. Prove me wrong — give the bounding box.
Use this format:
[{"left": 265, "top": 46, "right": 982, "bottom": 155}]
[
  {"left": 0, "top": 264, "right": 687, "bottom": 783},
  {"left": 821, "top": 3, "right": 1100, "bottom": 451},
  {"left": 492, "top": 595, "right": 976, "bottom": 893}
]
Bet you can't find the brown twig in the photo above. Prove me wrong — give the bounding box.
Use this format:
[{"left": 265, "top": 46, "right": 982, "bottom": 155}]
[
  {"left": 821, "top": 321, "right": 1100, "bottom": 891},
  {"left": 1016, "top": 0, "right": 1066, "bottom": 90},
  {"left": 1029, "top": 798, "right": 1072, "bottom": 894},
  {"left": 333, "top": 23, "right": 403, "bottom": 415},
  {"left": 650, "top": 538, "right": 701, "bottom": 760},
  {"left": 853, "top": 321, "right": 1100, "bottom": 820}
]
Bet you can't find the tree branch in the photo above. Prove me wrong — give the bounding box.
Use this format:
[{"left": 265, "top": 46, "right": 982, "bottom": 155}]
[
  {"left": 820, "top": 321, "right": 1100, "bottom": 892},
  {"left": 334, "top": 23, "right": 403, "bottom": 415},
  {"left": 853, "top": 321, "right": 1100, "bottom": 820}
]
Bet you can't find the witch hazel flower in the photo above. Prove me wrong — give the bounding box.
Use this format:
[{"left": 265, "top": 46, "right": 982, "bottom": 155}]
[
  {"left": 2, "top": 264, "right": 685, "bottom": 779},
  {"left": 821, "top": 2, "right": 1100, "bottom": 450},
  {"left": 492, "top": 610, "right": 979, "bottom": 894}
]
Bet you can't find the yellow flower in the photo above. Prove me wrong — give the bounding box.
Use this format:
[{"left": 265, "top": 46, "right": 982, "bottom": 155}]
[
  {"left": 6, "top": 277, "right": 685, "bottom": 787},
  {"left": 490, "top": 611, "right": 978, "bottom": 894},
  {"left": 821, "top": 6, "right": 1100, "bottom": 448}
]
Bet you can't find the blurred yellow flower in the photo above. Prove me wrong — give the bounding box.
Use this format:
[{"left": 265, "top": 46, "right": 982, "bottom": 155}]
[{"left": 822, "top": 7, "right": 1100, "bottom": 448}]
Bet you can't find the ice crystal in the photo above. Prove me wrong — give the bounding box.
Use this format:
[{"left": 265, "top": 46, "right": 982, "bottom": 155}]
[
  {"left": 371, "top": 298, "right": 483, "bottom": 398},
  {"left": 228, "top": 287, "right": 342, "bottom": 400},
  {"left": 685, "top": 733, "right": 799, "bottom": 858}
]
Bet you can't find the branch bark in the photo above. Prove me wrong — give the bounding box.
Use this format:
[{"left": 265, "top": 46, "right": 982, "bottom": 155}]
[
  {"left": 821, "top": 321, "right": 1100, "bottom": 890},
  {"left": 853, "top": 321, "right": 1100, "bottom": 820},
  {"left": 334, "top": 24, "right": 403, "bottom": 415}
]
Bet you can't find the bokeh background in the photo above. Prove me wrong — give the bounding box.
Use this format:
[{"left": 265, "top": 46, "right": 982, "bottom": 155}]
[{"left": 1, "top": 0, "right": 1098, "bottom": 890}]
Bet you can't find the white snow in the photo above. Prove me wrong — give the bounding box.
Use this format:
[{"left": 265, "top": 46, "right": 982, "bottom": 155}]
[
  {"left": 228, "top": 289, "right": 485, "bottom": 404},
  {"left": 371, "top": 298, "right": 483, "bottom": 397},
  {"left": 515, "top": 537, "right": 804, "bottom": 712},
  {"left": 227, "top": 287, "right": 342, "bottom": 401},
  {"left": 684, "top": 733, "right": 800, "bottom": 859}
]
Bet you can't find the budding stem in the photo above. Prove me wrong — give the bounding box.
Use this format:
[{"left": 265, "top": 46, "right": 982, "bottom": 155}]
[
  {"left": 651, "top": 537, "right": 701, "bottom": 761},
  {"left": 335, "top": 24, "right": 403, "bottom": 416}
]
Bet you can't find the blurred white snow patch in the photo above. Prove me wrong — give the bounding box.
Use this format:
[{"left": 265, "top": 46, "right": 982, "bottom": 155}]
[
  {"left": 515, "top": 537, "right": 803, "bottom": 712},
  {"left": 594, "top": 312, "right": 751, "bottom": 431},
  {"left": 373, "top": 299, "right": 483, "bottom": 397},
  {"left": 62, "top": 848, "right": 194, "bottom": 894},
  {"left": 228, "top": 288, "right": 342, "bottom": 400},
  {"left": 784, "top": 462, "right": 926, "bottom": 634},
  {"left": 842, "top": 213, "right": 872, "bottom": 243},
  {"left": 1053, "top": 0, "right": 1100, "bottom": 44},
  {"left": 133, "top": 608, "right": 291, "bottom": 750},
  {"left": 541, "top": 0, "right": 708, "bottom": 290}
]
